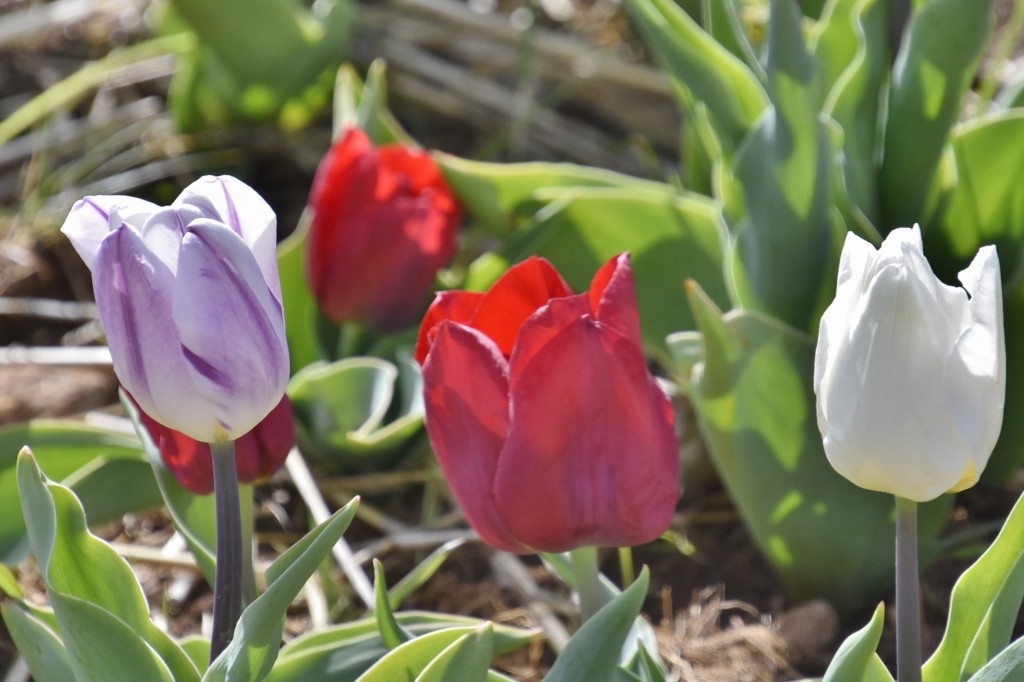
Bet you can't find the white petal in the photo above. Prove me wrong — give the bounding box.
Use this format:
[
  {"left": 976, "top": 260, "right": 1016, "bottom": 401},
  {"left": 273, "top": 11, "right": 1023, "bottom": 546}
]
[{"left": 60, "top": 195, "right": 158, "bottom": 270}]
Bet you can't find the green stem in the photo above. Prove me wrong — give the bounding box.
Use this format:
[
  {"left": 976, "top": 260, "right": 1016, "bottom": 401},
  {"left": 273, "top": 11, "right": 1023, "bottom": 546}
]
[
  {"left": 895, "top": 496, "right": 922, "bottom": 682},
  {"left": 210, "top": 440, "right": 243, "bottom": 664},
  {"left": 617, "top": 546, "right": 635, "bottom": 588},
  {"left": 239, "top": 483, "right": 257, "bottom": 604},
  {"left": 570, "top": 546, "right": 604, "bottom": 624}
]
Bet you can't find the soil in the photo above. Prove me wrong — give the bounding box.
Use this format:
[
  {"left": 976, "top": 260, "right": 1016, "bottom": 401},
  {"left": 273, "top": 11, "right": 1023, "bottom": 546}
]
[{"left": 2, "top": 1, "right": 1024, "bottom": 680}]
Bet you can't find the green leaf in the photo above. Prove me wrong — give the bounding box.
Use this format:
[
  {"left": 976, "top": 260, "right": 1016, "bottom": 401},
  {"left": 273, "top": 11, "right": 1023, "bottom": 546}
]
[
  {"left": 543, "top": 568, "right": 651, "bottom": 682},
  {"left": 2, "top": 600, "right": 74, "bottom": 682},
  {"left": 628, "top": 642, "right": 669, "bottom": 682},
  {"left": 164, "top": 0, "right": 354, "bottom": 130},
  {"left": 822, "top": 603, "right": 893, "bottom": 682},
  {"left": 728, "top": 0, "right": 835, "bottom": 330},
  {"left": 373, "top": 559, "right": 414, "bottom": 650},
  {"left": 968, "top": 636, "right": 1024, "bottom": 681},
  {"left": 436, "top": 154, "right": 669, "bottom": 234},
  {"left": 508, "top": 185, "right": 728, "bottom": 360},
  {"left": 0, "top": 420, "right": 160, "bottom": 564},
  {"left": 204, "top": 499, "right": 359, "bottom": 682},
  {"left": 700, "top": 0, "right": 766, "bottom": 82},
  {"left": 415, "top": 624, "right": 494, "bottom": 682},
  {"left": 16, "top": 448, "right": 198, "bottom": 681},
  {"left": 333, "top": 60, "right": 411, "bottom": 144},
  {"left": 879, "top": 0, "right": 996, "bottom": 230},
  {"left": 288, "top": 357, "right": 424, "bottom": 470},
  {"left": 354, "top": 627, "right": 479, "bottom": 681},
  {"left": 387, "top": 539, "right": 465, "bottom": 609},
  {"left": 677, "top": 284, "right": 950, "bottom": 614},
  {"left": 624, "top": 0, "right": 768, "bottom": 150},
  {"left": 923, "top": 487, "right": 1024, "bottom": 682},
  {"left": 277, "top": 217, "right": 323, "bottom": 373}
]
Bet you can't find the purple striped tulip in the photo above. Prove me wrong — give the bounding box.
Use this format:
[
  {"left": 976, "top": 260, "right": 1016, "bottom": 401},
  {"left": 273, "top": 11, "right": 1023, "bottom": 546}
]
[{"left": 61, "top": 176, "right": 289, "bottom": 443}]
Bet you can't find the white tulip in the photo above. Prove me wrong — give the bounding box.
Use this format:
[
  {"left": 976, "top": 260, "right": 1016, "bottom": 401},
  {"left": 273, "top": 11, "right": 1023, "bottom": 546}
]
[{"left": 814, "top": 226, "right": 1005, "bottom": 502}]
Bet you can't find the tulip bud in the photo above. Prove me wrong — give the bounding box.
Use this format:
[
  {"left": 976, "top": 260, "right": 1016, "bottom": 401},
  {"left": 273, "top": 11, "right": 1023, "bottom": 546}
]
[
  {"left": 814, "top": 226, "right": 1005, "bottom": 502},
  {"left": 416, "top": 254, "right": 680, "bottom": 553},
  {"left": 61, "top": 176, "right": 290, "bottom": 443},
  {"left": 137, "top": 396, "right": 295, "bottom": 494},
  {"left": 307, "top": 127, "right": 461, "bottom": 332}
]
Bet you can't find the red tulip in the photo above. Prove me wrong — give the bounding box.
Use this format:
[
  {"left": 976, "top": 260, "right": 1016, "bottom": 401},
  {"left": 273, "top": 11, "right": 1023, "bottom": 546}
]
[
  {"left": 415, "top": 254, "right": 679, "bottom": 553},
  {"left": 137, "top": 395, "right": 295, "bottom": 494},
  {"left": 307, "top": 127, "right": 461, "bottom": 332}
]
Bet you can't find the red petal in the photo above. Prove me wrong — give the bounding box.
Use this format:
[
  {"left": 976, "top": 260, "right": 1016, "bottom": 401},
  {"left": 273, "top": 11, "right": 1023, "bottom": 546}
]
[
  {"left": 469, "top": 257, "right": 573, "bottom": 357},
  {"left": 589, "top": 253, "right": 643, "bottom": 344},
  {"left": 236, "top": 396, "right": 295, "bottom": 482},
  {"left": 422, "top": 322, "right": 530, "bottom": 553},
  {"left": 494, "top": 317, "right": 679, "bottom": 552},
  {"left": 415, "top": 290, "right": 486, "bottom": 364}
]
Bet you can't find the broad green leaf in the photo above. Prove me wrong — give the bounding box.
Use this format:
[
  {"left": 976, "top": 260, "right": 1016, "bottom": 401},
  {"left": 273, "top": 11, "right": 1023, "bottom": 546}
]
[
  {"left": 267, "top": 613, "right": 534, "bottom": 682},
  {"left": 277, "top": 217, "right": 323, "bottom": 373},
  {"left": 372, "top": 559, "right": 414, "bottom": 650},
  {"left": 509, "top": 186, "right": 727, "bottom": 361},
  {"left": 17, "top": 449, "right": 198, "bottom": 681},
  {"left": 436, "top": 154, "right": 669, "bottom": 233},
  {"left": 164, "top": 0, "right": 354, "bottom": 130},
  {"left": 354, "top": 627, "right": 478, "bottom": 681},
  {"left": 204, "top": 499, "right": 359, "bottom": 682},
  {"left": 415, "top": 624, "right": 494, "bottom": 682},
  {"left": 700, "top": 0, "right": 766, "bottom": 82},
  {"left": 822, "top": 603, "right": 893, "bottom": 682},
  {"left": 984, "top": 285, "right": 1024, "bottom": 483},
  {"left": 2, "top": 601, "right": 74, "bottom": 682},
  {"left": 968, "top": 636, "right": 1024, "bottom": 681},
  {"left": 629, "top": 642, "right": 670, "bottom": 682},
  {"left": 879, "top": 0, "right": 996, "bottom": 230},
  {"left": 0, "top": 420, "right": 160, "bottom": 564},
  {"left": 624, "top": 0, "right": 768, "bottom": 150},
  {"left": 543, "top": 568, "right": 651, "bottom": 682},
  {"left": 677, "top": 284, "right": 950, "bottom": 614},
  {"left": 729, "top": 0, "right": 835, "bottom": 331},
  {"left": 819, "top": 0, "right": 887, "bottom": 228},
  {"left": 923, "top": 487, "right": 1024, "bottom": 682},
  {"left": 288, "top": 357, "right": 424, "bottom": 470}
]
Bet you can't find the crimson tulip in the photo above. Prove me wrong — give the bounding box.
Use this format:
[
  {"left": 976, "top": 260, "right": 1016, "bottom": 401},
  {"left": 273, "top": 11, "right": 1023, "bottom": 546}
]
[
  {"left": 307, "top": 127, "right": 461, "bottom": 332},
  {"left": 415, "top": 254, "right": 679, "bottom": 553},
  {"left": 137, "top": 396, "right": 295, "bottom": 495}
]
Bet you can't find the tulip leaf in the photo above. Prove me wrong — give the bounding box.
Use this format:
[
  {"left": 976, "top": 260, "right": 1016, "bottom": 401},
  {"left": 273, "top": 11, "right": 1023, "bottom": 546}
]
[
  {"left": 277, "top": 217, "right": 324, "bottom": 373},
  {"left": 1, "top": 601, "right": 74, "bottom": 682},
  {"left": 163, "top": 0, "right": 354, "bottom": 130},
  {"left": 966, "top": 637, "right": 1024, "bottom": 682},
  {"left": 922, "top": 486, "right": 1024, "bottom": 682},
  {"left": 333, "top": 60, "right": 411, "bottom": 145},
  {"left": 288, "top": 357, "right": 424, "bottom": 471},
  {"left": 821, "top": 603, "right": 893, "bottom": 682},
  {"left": 676, "top": 283, "right": 950, "bottom": 614},
  {"left": 0, "top": 420, "right": 161, "bottom": 564},
  {"left": 623, "top": 0, "right": 767, "bottom": 151},
  {"left": 204, "top": 498, "right": 359, "bottom": 682},
  {"left": 543, "top": 568, "right": 650, "bottom": 682},
  {"left": 414, "top": 624, "right": 494, "bottom": 682},
  {"left": 501, "top": 185, "right": 727, "bottom": 361},
  {"left": 699, "top": 0, "right": 764, "bottom": 82},
  {"left": 372, "top": 559, "right": 414, "bottom": 650},
  {"left": 436, "top": 153, "right": 671, "bottom": 234},
  {"left": 16, "top": 448, "right": 199, "bottom": 682},
  {"left": 878, "top": 0, "right": 996, "bottom": 230},
  {"left": 265, "top": 613, "right": 538, "bottom": 682},
  {"left": 728, "top": 0, "right": 836, "bottom": 331},
  {"left": 386, "top": 539, "right": 465, "bottom": 609},
  {"left": 352, "top": 626, "right": 480, "bottom": 681}
]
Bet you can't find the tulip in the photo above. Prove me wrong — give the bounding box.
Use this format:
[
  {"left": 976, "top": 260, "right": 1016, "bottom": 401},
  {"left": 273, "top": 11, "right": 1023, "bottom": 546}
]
[
  {"left": 814, "top": 225, "right": 1005, "bottom": 503},
  {"left": 61, "top": 175, "right": 290, "bottom": 443},
  {"left": 137, "top": 396, "right": 295, "bottom": 495},
  {"left": 307, "top": 127, "right": 461, "bottom": 332},
  {"left": 415, "top": 254, "right": 679, "bottom": 554}
]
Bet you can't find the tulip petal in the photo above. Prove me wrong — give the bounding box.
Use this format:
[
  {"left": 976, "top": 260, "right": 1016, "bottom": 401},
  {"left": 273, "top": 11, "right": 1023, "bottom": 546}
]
[
  {"left": 589, "top": 253, "right": 643, "bottom": 344},
  {"left": 470, "top": 257, "right": 573, "bottom": 357},
  {"left": 415, "top": 291, "right": 485, "bottom": 364},
  {"left": 60, "top": 195, "right": 158, "bottom": 269},
  {"left": 422, "top": 322, "right": 529, "bottom": 553},
  {"left": 173, "top": 220, "right": 289, "bottom": 439},
  {"left": 176, "top": 176, "right": 281, "bottom": 302},
  {"left": 93, "top": 227, "right": 216, "bottom": 439},
  {"left": 496, "top": 311, "right": 679, "bottom": 551}
]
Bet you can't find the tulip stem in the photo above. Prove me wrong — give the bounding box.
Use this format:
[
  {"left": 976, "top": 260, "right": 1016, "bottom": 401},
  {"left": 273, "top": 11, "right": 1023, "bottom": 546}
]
[
  {"left": 618, "top": 546, "right": 635, "bottom": 588},
  {"left": 570, "top": 546, "right": 605, "bottom": 624},
  {"left": 210, "top": 440, "right": 244, "bottom": 665},
  {"left": 895, "top": 496, "right": 922, "bottom": 682}
]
